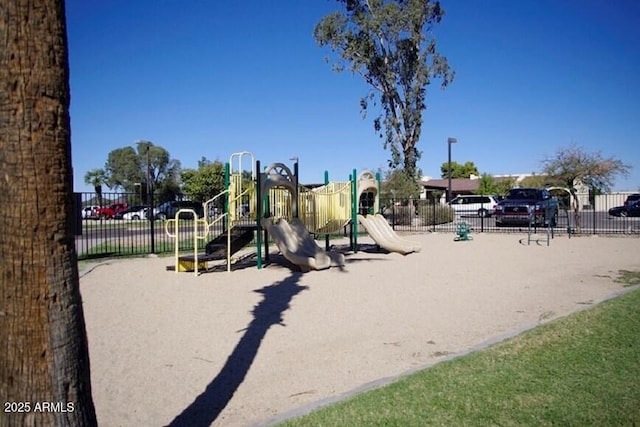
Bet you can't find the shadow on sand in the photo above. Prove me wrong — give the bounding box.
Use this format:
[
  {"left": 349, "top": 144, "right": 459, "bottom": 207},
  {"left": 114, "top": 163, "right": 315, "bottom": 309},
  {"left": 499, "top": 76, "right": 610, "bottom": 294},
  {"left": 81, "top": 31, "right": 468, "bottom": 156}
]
[
  {"left": 166, "top": 248, "right": 390, "bottom": 426},
  {"left": 167, "top": 272, "right": 307, "bottom": 427}
]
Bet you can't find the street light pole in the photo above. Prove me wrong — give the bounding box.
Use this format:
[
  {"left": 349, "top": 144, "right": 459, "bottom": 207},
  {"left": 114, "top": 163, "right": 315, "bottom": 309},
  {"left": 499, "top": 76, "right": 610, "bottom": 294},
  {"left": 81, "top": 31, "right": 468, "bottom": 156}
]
[
  {"left": 134, "top": 182, "right": 141, "bottom": 204},
  {"left": 447, "top": 137, "right": 457, "bottom": 203},
  {"left": 136, "top": 140, "right": 155, "bottom": 254}
]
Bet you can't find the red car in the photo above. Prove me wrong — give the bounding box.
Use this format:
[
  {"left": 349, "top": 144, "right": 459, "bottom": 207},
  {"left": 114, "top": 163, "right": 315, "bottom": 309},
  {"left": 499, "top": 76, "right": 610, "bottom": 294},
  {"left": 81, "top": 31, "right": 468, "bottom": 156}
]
[{"left": 95, "top": 202, "right": 128, "bottom": 219}]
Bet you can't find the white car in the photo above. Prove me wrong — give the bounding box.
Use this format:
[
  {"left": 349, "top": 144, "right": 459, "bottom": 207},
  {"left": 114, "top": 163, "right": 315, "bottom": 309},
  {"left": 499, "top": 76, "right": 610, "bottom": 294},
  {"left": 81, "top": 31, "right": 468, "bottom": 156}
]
[
  {"left": 82, "top": 205, "right": 100, "bottom": 219},
  {"left": 449, "top": 195, "right": 501, "bottom": 217},
  {"left": 121, "top": 207, "right": 147, "bottom": 220}
]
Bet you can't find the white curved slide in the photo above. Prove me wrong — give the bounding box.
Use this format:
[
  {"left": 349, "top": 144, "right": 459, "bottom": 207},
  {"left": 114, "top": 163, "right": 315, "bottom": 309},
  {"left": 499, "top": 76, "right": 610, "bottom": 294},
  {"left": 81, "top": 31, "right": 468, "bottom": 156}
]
[
  {"left": 261, "top": 218, "right": 345, "bottom": 272},
  {"left": 357, "top": 214, "right": 421, "bottom": 255}
]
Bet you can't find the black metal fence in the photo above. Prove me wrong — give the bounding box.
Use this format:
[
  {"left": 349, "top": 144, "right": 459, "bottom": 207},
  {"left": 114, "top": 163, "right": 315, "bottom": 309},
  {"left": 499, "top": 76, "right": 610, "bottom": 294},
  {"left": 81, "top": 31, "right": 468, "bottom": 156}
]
[
  {"left": 75, "top": 193, "right": 639, "bottom": 260},
  {"left": 75, "top": 192, "right": 226, "bottom": 260},
  {"left": 379, "top": 198, "right": 640, "bottom": 235}
]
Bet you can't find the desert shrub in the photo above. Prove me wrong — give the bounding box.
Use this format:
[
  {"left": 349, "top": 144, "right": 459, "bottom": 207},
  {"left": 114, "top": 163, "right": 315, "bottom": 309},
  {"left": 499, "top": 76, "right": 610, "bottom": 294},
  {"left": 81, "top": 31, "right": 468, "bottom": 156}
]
[
  {"left": 417, "top": 203, "right": 454, "bottom": 225},
  {"left": 382, "top": 204, "right": 415, "bottom": 225}
]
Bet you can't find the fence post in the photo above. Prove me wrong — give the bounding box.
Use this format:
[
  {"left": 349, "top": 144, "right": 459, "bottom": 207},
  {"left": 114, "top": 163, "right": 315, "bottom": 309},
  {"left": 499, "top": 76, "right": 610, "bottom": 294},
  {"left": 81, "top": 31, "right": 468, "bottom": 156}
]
[
  {"left": 149, "top": 189, "right": 155, "bottom": 254},
  {"left": 432, "top": 200, "right": 436, "bottom": 232}
]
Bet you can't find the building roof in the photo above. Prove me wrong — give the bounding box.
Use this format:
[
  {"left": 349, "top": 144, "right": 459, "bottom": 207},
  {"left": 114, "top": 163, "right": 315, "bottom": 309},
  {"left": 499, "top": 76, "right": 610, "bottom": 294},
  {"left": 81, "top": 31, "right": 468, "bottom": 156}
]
[
  {"left": 421, "top": 174, "right": 534, "bottom": 194},
  {"left": 421, "top": 178, "right": 479, "bottom": 193}
]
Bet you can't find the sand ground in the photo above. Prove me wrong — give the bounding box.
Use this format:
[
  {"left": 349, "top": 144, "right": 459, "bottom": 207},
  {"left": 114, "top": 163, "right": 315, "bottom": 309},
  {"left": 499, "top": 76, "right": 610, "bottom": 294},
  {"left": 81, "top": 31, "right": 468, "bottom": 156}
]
[{"left": 79, "top": 232, "right": 640, "bottom": 426}]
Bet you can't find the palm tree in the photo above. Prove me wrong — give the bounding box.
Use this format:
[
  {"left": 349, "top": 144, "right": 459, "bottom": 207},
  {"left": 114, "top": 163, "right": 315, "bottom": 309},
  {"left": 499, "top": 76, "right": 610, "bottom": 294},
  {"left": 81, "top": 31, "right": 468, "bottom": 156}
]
[
  {"left": 84, "top": 168, "right": 108, "bottom": 207},
  {"left": 0, "top": 1, "right": 97, "bottom": 425}
]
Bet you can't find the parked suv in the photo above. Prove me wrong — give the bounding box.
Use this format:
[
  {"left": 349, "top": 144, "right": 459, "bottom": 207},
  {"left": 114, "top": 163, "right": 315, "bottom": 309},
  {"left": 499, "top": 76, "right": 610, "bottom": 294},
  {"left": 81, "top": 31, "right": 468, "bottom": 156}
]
[
  {"left": 449, "top": 195, "right": 501, "bottom": 217},
  {"left": 152, "top": 201, "right": 204, "bottom": 220},
  {"left": 624, "top": 193, "right": 640, "bottom": 206},
  {"left": 495, "top": 188, "right": 558, "bottom": 227}
]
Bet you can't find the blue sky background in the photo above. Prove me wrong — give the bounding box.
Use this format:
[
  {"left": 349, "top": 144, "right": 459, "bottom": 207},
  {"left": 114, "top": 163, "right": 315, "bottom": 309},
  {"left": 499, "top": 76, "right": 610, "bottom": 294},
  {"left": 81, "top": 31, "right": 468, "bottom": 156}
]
[{"left": 66, "top": 0, "right": 640, "bottom": 193}]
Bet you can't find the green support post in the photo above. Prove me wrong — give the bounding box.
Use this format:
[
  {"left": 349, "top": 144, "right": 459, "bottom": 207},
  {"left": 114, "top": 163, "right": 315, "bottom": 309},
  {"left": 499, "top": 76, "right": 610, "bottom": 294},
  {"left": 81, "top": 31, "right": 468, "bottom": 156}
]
[
  {"left": 324, "top": 170, "right": 330, "bottom": 251},
  {"left": 352, "top": 169, "right": 358, "bottom": 253},
  {"left": 375, "top": 172, "right": 381, "bottom": 214}
]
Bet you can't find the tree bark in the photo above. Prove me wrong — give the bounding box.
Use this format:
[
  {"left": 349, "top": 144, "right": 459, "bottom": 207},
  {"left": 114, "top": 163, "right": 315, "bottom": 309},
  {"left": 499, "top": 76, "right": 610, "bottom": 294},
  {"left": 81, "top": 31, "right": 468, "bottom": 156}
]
[
  {"left": 570, "top": 189, "right": 582, "bottom": 232},
  {"left": 0, "top": 1, "right": 97, "bottom": 425}
]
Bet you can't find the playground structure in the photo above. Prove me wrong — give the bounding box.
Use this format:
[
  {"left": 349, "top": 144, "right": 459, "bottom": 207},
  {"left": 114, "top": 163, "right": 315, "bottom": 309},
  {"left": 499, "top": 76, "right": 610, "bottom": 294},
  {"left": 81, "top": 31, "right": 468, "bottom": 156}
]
[
  {"left": 261, "top": 217, "right": 345, "bottom": 272},
  {"left": 166, "top": 151, "right": 421, "bottom": 274},
  {"left": 358, "top": 214, "right": 423, "bottom": 254},
  {"left": 454, "top": 222, "right": 473, "bottom": 241}
]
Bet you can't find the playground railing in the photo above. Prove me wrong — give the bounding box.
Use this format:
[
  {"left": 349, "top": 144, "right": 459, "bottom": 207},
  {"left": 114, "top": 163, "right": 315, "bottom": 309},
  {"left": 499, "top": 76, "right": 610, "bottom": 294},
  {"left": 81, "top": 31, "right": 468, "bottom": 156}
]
[
  {"left": 204, "top": 190, "right": 229, "bottom": 231},
  {"left": 165, "top": 209, "right": 208, "bottom": 275}
]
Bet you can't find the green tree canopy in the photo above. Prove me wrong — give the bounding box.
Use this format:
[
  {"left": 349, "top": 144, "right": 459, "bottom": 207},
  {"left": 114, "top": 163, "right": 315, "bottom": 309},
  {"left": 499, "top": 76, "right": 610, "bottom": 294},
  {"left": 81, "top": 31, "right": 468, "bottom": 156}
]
[
  {"left": 314, "top": 0, "right": 454, "bottom": 180},
  {"left": 519, "top": 174, "right": 551, "bottom": 189},
  {"left": 181, "top": 157, "right": 226, "bottom": 203},
  {"left": 84, "top": 168, "right": 108, "bottom": 192},
  {"left": 474, "top": 173, "right": 515, "bottom": 196},
  {"left": 105, "top": 146, "right": 140, "bottom": 190},
  {"left": 380, "top": 167, "right": 421, "bottom": 200},
  {"left": 103, "top": 142, "right": 181, "bottom": 202},
  {"left": 439, "top": 160, "right": 479, "bottom": 179},
  {"left": 84, "top": 168, "right": 108, "bottom": 206}
]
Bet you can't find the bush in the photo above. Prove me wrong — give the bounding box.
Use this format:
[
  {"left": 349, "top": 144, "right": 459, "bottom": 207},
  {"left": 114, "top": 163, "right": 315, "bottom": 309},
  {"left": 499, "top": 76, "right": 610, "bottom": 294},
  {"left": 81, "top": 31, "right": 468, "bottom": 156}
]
[
  {"left": 382, "top": 204, "right": 415, "bottom": 225},
  {"left": 417, "top": 203, "right": 454, "bottom": 225}
]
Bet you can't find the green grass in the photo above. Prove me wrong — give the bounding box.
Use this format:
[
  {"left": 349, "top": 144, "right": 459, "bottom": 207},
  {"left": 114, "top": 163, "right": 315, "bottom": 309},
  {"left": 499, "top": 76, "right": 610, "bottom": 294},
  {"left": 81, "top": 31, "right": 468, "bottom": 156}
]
[
  {"left": 281, "top": 274, "right": 640, "bottom": 426},
  {"left": 77, "top": 237, "right": 205, "bottom": 261},
  {"left": 615, "top": 270, "right": 640, "bottom": 287}
]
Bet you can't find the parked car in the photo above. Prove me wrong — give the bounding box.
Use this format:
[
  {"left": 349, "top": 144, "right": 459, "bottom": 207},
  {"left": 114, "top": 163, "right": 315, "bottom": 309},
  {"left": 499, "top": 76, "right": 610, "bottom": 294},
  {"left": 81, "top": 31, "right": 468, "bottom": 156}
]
[
  {"left": 152, "top": 201, "right": 204, "bottom": 220},
  {"left": 114, "top": 205, "right": 147, "bottom": 220},
  {"left": 448, "top": 195, "right": 501, "bottom": 217},
  {"left": 624, "top": 193, "right": 640, "bottom": 207},
  {"left": 95, "top": 202, "right": 128, "bottom": 220},
  {"left": 609, "top": 200, "right": 640, "bottom": 217},
  {"left": 81, "top": 205, "right": 100, "bottom": 219},
  {"left": 495, "top": 188, "right": 559, "bottom": 227}
]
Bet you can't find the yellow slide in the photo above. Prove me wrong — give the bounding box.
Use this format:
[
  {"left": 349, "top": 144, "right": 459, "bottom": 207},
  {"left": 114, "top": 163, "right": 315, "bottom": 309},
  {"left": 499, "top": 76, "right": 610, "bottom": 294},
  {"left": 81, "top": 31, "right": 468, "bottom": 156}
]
[
  {"left": 357, "top": 214, "right": 421, "bottom": 255},
  {"left": 261, "top": 218, "right": 345, "bottom": 272}
]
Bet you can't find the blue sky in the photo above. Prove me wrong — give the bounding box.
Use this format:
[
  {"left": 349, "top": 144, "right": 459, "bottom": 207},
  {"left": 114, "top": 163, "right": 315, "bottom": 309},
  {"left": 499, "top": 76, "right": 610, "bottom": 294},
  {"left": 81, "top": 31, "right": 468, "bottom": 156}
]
[{"left": 66, "top": 0, "right": 640, "bottom": 193}]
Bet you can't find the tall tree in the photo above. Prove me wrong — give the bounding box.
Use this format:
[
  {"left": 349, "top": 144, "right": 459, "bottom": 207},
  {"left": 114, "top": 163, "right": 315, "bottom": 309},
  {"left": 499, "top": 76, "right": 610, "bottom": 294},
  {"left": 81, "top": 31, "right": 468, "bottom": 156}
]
[
  {"left": 519, "top": 174, "right": 550, "bottom": 189},
  {"left": 103, "top": 143, "right": 181, "bottom": 202},
  {"left": 380, "top": 167, "right": 421, "bottom": 200},
  {"left": 0, "top": 1, "right": 97, "bottom": 425},
  {"left": 314, "top": 0, "right": 454, "bottom": 180},
  {"left": 475, "top": 173, "right": 516, "bottom": 196},
  {"left": 181, "top": 157, "right": 226, "bottom": 203},
  {"left": 84, "top": 168, "right": 108, "bottom": 206},
  {"left": 439, "top": 160, "right": 479, "bottom": 179},
  {"left": 104, "top": 146, "right": 141, "bottom": 190},
  {"left": 541, "top": 144, "right": 631, "bottom": 230}
]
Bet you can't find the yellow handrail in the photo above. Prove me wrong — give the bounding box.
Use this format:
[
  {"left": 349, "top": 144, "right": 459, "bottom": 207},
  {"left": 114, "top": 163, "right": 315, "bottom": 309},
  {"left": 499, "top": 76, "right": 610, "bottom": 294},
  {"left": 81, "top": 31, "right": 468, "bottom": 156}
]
[
  {"left": 226, "top": 185, "right": 254, "bottom": 271},
  {"left": 165, "top": 209, "right": 207, "bottom": 276},
  {"left": 203, "top": 189, "right": 229, "bottom": 228}
]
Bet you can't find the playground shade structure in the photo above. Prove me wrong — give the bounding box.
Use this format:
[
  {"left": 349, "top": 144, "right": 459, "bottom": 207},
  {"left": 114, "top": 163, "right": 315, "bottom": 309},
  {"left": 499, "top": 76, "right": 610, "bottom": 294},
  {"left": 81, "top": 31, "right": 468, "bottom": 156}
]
[
  {"left": 261, "top": 218, "right": 345, "bottom": 272},
  {"left": 357, "top": 214, "right": 422, "bottom": 255}
]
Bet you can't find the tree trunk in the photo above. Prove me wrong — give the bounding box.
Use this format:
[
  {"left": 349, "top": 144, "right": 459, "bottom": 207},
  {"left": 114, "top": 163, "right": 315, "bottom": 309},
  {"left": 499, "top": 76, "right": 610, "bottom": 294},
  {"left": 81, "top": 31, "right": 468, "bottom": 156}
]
[
  {"left": 0, "top": 1, "right": 97, "bottom": 426},
  {"left": 570, "top": 189, "right": 582, "bottom": 232},
  {"left": 95, "top": 185, "right": 103, "bottom": 208}
]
